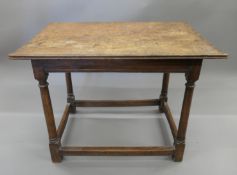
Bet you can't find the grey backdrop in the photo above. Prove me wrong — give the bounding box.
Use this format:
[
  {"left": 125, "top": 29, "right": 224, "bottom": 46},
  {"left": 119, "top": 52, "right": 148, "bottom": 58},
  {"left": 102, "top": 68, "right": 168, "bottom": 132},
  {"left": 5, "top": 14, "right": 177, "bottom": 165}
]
[
  {"left": 1, "top": 0, "right": 236, "bottom": 69},
  {"left": 0, "top": 1, "right": 237, "bottom": 175},
  {"left": 1, "top": 0, "right": 236, "bottom": 114}
]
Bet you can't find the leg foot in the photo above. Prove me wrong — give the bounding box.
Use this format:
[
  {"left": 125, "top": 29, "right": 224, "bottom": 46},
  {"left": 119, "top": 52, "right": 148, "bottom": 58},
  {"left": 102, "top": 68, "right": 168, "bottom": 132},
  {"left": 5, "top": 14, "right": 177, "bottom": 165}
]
[
  {"left": 172, "top": 140, "right": 185, "bottom": 162},
  {"left": 49, "top": 143, "right": 63, "bottom": 163},
  {"left": 69, "top": 102, "right": 76, "bottom": 114}
]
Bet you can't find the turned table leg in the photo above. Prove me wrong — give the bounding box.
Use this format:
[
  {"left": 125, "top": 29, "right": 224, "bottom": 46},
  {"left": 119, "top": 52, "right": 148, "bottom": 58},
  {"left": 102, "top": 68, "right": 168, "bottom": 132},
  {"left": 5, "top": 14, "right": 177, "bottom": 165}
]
[
  {"left": 65, "top": 72, "right": 76, "bottom": 113},
  {"left": 159, "top": 73, "right": 170, "bottom": 112},
  {"left": 33, "top": 69, "right": 62, "bottom": 163},
  {"left": 173, "top": 63, "right": 202, "bottom": 161}
]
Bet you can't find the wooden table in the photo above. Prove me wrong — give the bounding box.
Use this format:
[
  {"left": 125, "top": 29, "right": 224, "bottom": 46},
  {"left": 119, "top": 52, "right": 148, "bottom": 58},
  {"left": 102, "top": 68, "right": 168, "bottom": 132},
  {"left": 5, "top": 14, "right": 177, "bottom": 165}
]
[{"left": 9, "top": 22, "right": 227, "bottom": 163}]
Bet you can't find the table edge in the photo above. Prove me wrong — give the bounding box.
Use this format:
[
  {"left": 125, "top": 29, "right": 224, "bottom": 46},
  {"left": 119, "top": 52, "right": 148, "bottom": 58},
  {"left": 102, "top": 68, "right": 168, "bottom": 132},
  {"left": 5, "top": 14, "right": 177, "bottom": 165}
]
[{"left": 8, "top": 54, "right": 228, "bottom": 60}]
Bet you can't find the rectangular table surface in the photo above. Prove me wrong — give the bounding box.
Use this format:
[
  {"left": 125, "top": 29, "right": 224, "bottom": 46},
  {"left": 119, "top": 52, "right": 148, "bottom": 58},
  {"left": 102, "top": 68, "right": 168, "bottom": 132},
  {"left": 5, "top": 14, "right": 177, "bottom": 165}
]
[{"left": 9, "top": 22, "right": 227, "bottom": 60}]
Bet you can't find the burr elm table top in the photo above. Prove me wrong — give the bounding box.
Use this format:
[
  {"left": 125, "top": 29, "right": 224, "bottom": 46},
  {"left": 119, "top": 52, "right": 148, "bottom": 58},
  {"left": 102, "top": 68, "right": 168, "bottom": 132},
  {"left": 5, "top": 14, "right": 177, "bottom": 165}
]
[{"left": 9, "top": 22, "right": 227, "bottom": 59}]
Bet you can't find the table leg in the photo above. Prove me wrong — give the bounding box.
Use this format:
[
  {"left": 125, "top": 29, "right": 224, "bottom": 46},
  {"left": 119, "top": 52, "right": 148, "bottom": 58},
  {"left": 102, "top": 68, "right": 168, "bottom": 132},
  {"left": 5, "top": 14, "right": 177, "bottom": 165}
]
[
  {"left": 34, "top": 70, "right": 62, "bottom": 162},
  {"left": 173, "top": 64, "right": 201, "bottom": 161},
  {"left": 65, "top": 73, "right": 76, "bottom": 113},
  {"left": 159, "top": 73, "right": 170, "bottom": 112}
]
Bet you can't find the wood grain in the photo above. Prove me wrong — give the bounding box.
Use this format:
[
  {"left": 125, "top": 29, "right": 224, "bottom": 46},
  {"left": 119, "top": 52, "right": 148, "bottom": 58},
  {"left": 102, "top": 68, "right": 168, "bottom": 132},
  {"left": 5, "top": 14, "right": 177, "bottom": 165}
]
[
  {"left": 60, "top": 146, "right": 174, "bottom": 156},
  {"left": 163, "top": 102, "right": 178, "bottom": 139},
  {"left": 56, "top": 104, "right": 70, "bottom": 139},
  {"left": 9, "top": 22, "right": 227, "bottom": 59},
  {"left": 75, "top": 99, "right": 160, "bottom": 107}
]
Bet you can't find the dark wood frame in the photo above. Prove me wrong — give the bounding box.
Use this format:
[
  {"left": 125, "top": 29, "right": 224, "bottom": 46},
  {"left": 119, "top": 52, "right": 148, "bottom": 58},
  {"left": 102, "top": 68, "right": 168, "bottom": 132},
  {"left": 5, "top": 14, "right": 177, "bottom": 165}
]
[{"left": 31, "top": 58, "right": 202, "bottom": 163}]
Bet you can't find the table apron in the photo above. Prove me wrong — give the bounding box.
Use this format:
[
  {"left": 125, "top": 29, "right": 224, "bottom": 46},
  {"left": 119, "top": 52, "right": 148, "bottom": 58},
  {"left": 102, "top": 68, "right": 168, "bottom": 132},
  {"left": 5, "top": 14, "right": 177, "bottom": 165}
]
[{"left": 31, "top": 59, "right": 203, "bottom": 73}]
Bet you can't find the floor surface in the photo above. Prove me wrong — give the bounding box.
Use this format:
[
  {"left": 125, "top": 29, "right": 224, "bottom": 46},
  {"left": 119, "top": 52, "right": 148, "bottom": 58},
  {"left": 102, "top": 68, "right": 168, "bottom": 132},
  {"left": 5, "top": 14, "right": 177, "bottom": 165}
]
[{"left": 0, "top": 113, "right": 237, "bottom": 175}]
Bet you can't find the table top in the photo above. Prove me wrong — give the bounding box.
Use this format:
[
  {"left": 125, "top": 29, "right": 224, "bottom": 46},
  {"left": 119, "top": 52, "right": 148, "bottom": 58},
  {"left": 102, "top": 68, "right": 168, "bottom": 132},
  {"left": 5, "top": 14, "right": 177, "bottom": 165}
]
[{"left": 9, "top": 22, "right": 227, "bottom": 60}]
